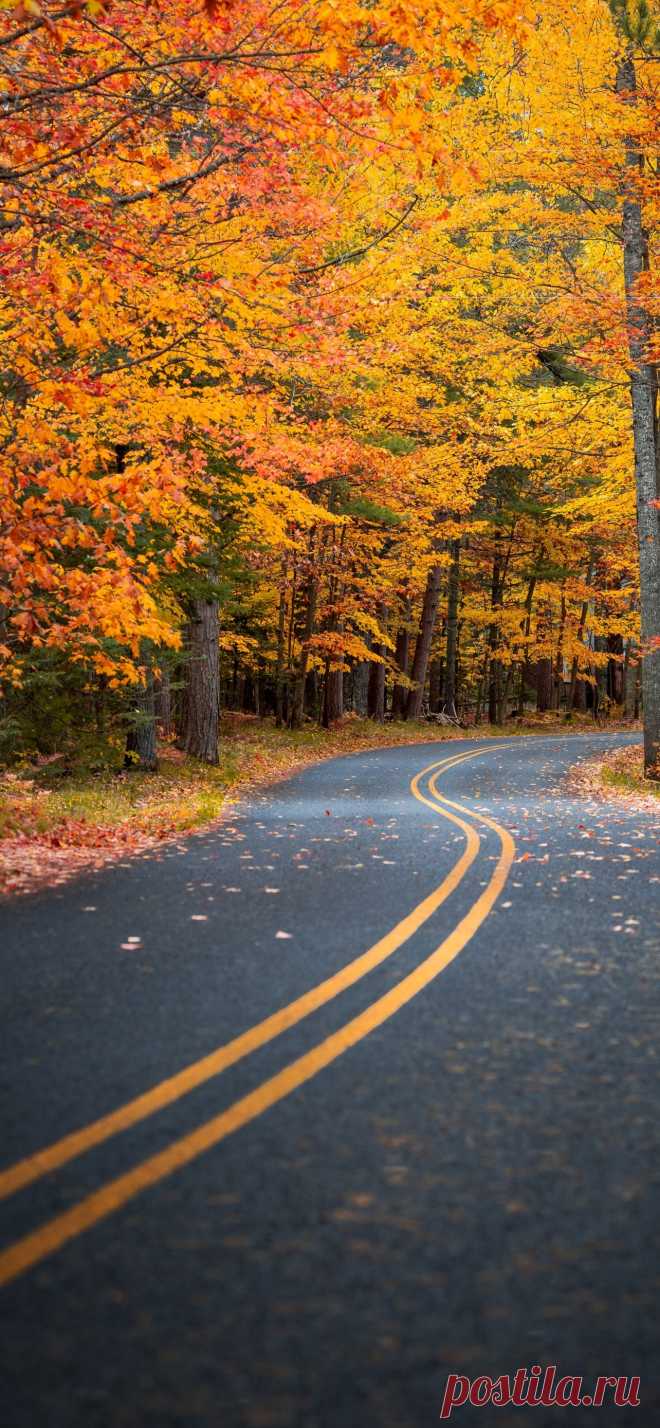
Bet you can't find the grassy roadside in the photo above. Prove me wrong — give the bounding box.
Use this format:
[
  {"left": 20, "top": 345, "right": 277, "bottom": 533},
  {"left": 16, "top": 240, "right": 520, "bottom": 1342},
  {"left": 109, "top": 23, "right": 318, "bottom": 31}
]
[
  {"left": 567, "top": 740, "right": 660, "bottom": 809},
  {"left": 0, "top": 710, "right": 639, "bottom": 897},
  {"left": 601, "top": 745, "right": 660, "bottom": 797},
  {"left": 0, "top": 715, "right": 464, "bottom": 849}
]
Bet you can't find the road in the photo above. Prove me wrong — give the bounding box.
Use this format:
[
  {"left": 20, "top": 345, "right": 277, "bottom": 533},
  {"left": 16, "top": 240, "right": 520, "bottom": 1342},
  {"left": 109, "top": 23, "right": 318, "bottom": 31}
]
[{"left": 1, "top": 732, "right": 659, "bottom": 1427}]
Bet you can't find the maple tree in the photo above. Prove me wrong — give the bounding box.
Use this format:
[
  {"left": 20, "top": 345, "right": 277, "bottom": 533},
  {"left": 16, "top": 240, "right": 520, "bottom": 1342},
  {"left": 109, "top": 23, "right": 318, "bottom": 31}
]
[{"left": 0, "top": 0, "right": 658, "bottom": 777}]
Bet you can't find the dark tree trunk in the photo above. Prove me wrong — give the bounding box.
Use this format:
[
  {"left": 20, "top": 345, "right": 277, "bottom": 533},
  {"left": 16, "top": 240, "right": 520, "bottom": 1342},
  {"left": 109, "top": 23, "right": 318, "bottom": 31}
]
[
  {"left": 307, "top": 669, "right": 320, "bottom": 722},
  {"left": 391, "top": 599, "right": 411, "bottom": 720},
  {"left": 94, "top": 675, "right": 108, "bottom": 735},
  {"left": 320, "top": 525, "right": 347, "bottom": 729},
  {"left": 352, "top": 659, "right": 370, "bottom": 716},
  {"left": 367, "top": 603, "right": 388, "bottom": 721},
  {"left": 516, "top": 573, "right": 537, "bottom": 715},
  {"left": 275, "top": 577, "right": 287, "bottom": 728},
  {"left": 444, "top": 539, "right": 461, "bottom": 716},
  {"left": 323, "top": 666, "right": 343, "bottom": 726},
  {"left": 624, "top": 640, "right": 639, "bottom": 720},
  {"left": 552, "top": 593, "right": 567, "bottom": 711},
  {"left": 173, "top": 660, "right": 187, "bottom": 741},
  {"left": 475, "top": 649, "right": 489, "bottom": 726},
  {"left": 154, "top": 667, "right": 173, "bottom": 738},
  {"left": 617, "top": 55, "right": 660, "bottom": 775},
  {"left": 634, "top": 659, "right": 641, "bottom": 721},
  {"left": 594, "top": 636, "right": 608, "bottom": 718},
  {"left": 573, "top": 674, "right": 587, "bottom": 712},
  {"left": 488, "top": 661, "right": 501, "bottom": 724},
  {"left": 290, "top": 558, "right": 318, "bottom": 731},
  {"left": 487, "top": 525, "right": 507, "bottom": 725},
  {"left": 607, "top": 634, "right": 624, "bottom": 705},
  {"left": 125, "top": 663, "right": 158, "bottom": 772},
  {"left": 407, "top": 565, "right": 442, "bottom": 719},
  {"left": 567, "top": 561, "right": 594, "bottom": 715},
  {"left": 182, "top": 599, "right": 220, "bottom": 764},
  {"left": 536, "top": 658, "right": 553, "bottom": 713},
  {"left": 429, "top": 656, "right": 443, "bottom": 713},
  {"left": 488, "top": 641, "right": 502, "bottom": 723},
  {"left": 367, "top": 658, "right": 385, "bottom": 721},
  {"left": 502, "top": 667, "right": 514, "bottom": 723}
]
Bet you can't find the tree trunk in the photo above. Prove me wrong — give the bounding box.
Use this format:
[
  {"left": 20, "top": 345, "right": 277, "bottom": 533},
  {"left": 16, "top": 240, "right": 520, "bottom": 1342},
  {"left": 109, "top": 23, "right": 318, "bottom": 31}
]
[
  {"left": 94, "top": 675, "right": 108, "bottom": 735},
  {"left": 573, "top": 677, "right": 587, "bottom": 713},
  {"left": 607, "top": 634, "right": 624, "bottom": 706},
  {"left": 443, "top": 539, "right": 460, "bottom": 716},
  {"left": 624, "top": 640, "right": 639, "bottom": 720},
  {"left": 306, "top": 668, "right": 320, "bottom": 722},
  {"left": 617, "top": 55, "right": 660, "bottom": 775},
  {"left": 501, "top": 667, "right": 513, "bottom": 724},
  {"left": 429, "top": 656, "right": 443, "bottom": 713},
  {"left": 487, "top": 504, "right": 509, "bottom": 725},
  {"left": 320, "top": 525, "right": 346, "bottom": 729},
  {"left": 488, "top": 602, "right": 502, "bottom": 725},
  {"left": 567, "top": 560, "right": 594, "bottom": 715},
  {"left": 125, "top": 661, "right": 158, "bottom": 772},
  {"left": 367, "top": 657, "right": 385, "bottom": 721},
  {"left": 594, "top": 635, "right": 608, "bottom": 719},
  {"left": 516, "top": 572, "right": 537, "bottom": 716},
  {"left": 407, "top": 565, "right": 442, "bottom": 719},
  {"left": 154, "top": 667, "right": 173, "bottom": 738},
  {"left": 181, "top": 599, "right": 220, "bottom": 764},
  {"left": 391, "top": 599, "right": 411, "bottom": 719},
  {"left": 488, "top": 659, "right": 501, "bottom": 724},
  {"left": 274, "top": 575, "right": 287, "bottom": 728},
  {"left": 323, "top": 665, "right": 343, "bottom": 726},
  {"left": 536, "top": 658, "right": 553, "bottom": 713},
  {"left": 367, "top": 602, "right": 388, "bottom": 721},
  {"left": 290, "top": 558, "right": 318, "bottom": 731},
  {"left": 474, "top": 648, "right": 490, "bottom": 726},
  {"left": 352, "top": 659, "right": 370, "bottom": 717},
  {"left": 553, "top": 592, "right": 567, "bottom": 710}
]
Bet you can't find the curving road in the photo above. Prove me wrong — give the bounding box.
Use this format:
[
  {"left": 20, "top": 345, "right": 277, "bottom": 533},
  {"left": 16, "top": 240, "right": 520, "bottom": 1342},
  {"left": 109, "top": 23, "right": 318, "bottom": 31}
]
[{"left": 1, "top": 732, "right": 659, "bottom": 1427}]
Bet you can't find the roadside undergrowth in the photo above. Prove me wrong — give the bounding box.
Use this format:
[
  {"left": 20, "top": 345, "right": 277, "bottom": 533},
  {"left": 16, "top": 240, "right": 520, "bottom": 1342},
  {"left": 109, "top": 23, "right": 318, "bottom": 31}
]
[
  {"left": 567, "top": 741, "right": 660, "bottom": 811},
  {"left": 0, "top": 711, "right": 639, "bottom": 897}
]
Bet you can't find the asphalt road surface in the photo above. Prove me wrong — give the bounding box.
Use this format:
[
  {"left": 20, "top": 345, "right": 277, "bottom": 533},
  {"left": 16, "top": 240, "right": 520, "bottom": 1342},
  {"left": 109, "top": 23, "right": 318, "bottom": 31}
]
[{"left": 1, "top": 732, "right": 659, "bottom": 1428}]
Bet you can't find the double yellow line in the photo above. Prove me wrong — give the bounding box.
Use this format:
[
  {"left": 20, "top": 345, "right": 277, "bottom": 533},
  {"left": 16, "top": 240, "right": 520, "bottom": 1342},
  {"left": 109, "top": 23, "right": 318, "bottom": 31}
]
[{"left": 0, "top": 743, "right": 514, "bottom": 1288}]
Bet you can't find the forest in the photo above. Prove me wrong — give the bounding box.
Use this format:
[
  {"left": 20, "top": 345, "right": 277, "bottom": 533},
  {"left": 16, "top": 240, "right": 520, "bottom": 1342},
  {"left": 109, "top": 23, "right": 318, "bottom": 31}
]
[{"left": 1, "top": 0, "right": 659, "bottom": 790}]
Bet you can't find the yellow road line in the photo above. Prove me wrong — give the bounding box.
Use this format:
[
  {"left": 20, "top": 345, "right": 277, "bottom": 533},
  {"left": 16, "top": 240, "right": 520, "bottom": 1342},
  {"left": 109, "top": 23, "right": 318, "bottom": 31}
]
[
  {"left": 0, "top": 754, "right": 515, "bottom": 1288},
  {"left": 0, "top": 746, "right": 486, "bottom": 1204},
  {"left": 428, "top": 766, "right": 511, "bottom": 845}
]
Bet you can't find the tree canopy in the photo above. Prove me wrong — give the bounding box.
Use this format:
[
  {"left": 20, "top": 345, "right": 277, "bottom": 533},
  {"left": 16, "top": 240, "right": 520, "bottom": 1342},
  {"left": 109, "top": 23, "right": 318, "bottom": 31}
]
[{"left": 1, "top": 0, "right": 658, "bottom": 769}]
